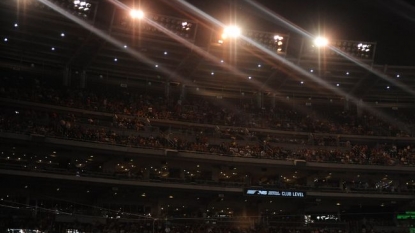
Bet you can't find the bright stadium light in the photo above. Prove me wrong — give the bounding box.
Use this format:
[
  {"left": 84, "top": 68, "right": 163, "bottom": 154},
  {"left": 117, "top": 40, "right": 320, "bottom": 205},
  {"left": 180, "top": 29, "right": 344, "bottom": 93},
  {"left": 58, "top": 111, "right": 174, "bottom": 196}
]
[
  {"left": 314, "top": 36, "right": 329, "bottom": 47},
  {"left": 121, "top": 13, "right": 197, "bottom": 41},
  {"left": 222, "top": 25, "right": 241, "bottom": 39},
  {"left": 130, "top": 9, "right": 144, "bottom": 19},
  {"left": 35, "top": 0, "right": 95, "bottom": 19},
  {"left": 331, "top": 40, "right": 376, "bottom": 59},
  {"left": 73, "top": 0, "right": 91, "bottom": 12},
  {"left": 240, "top": 30, "right": 287, "bottom": 53},
  {"left": 304, "top": 39, "right": 376, "bottom": 60}
]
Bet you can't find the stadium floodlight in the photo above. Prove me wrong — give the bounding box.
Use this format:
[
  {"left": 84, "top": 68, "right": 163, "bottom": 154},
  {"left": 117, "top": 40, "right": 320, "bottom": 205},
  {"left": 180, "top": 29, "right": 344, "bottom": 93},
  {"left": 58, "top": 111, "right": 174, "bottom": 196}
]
[
  {"left": 222, "top": 25, "right": 241, "bottom": 39},
  {"left": 314, "top": 36, "right": 329, "bottom": 47},
  {"left": 242, "top": 30, "right": 287, "bottom": 54},
  {"left": 73, "top": 0, "right": 91, "bottom": 11},
  {"left": 303, "top": 38, "right": 376, "bottom": 60},
  {"left": 33, "top": 0, "right": 95, "bottom": 19},
  {"left": 120, "top": 12, "right": 197, "bottom": 40},
  {"left": 330, "top": 40, "right": 376, "bottom": 59},
  {"left": 130, "top": 9, "right": 144, "bottom": 19},
  {"left": 210, "top": 25, "right": 290, "bottom": 51}
]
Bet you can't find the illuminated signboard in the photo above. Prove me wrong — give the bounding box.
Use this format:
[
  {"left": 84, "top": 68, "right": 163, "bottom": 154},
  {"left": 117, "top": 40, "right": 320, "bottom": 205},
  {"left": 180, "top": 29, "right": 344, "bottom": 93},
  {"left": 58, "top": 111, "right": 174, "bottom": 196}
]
[
  {"left": 244, "top": 189, "right": 306, "bottom": 198},
  {"left": 397, "top": 211, "right": 415, "bottom": 220}
]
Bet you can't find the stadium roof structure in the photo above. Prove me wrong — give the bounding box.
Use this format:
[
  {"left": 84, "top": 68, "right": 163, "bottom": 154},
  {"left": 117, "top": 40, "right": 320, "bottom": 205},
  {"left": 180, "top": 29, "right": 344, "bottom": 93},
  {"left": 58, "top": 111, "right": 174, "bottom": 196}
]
[{"left": 2, "top": 0, "right": 415, "bottom": 107}]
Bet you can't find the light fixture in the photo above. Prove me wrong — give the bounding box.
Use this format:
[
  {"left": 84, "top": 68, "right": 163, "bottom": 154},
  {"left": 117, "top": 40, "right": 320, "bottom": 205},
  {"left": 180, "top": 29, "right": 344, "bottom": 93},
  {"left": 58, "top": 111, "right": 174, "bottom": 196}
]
[
  {"left": 124, "top": 13, "right": 196, "bottom": 40},
  {"left": 130, "top": 9, "right": 144, "bottom": 19},
  {"left": 181, "top": 21, "right": 192, "bottom": 31},
  {"left": 307, "top": 39, "right": 375, "bottom": 60},
  {"left": 61, "top": 32, "right": 65, "bottom": 37},
  {"left": 314, "top": 36, "right": 329, "bottom": 47},
  {"left": 222, "top": 25, "right": 241, "bottom": 39},
  {"left": 72, "top": 0, "right": 92, "bottom": 17},
  {"left": 241, "top": 30, "right": 286, "bottom": 53},
  {"left": 332, "top": 40, "right": 376, "bottom": 59}
]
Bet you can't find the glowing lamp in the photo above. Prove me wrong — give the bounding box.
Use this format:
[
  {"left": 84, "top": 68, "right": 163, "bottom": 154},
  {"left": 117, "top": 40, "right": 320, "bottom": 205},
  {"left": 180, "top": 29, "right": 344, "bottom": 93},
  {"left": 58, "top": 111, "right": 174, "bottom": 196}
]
[
  {"left": 222, "top": 26, "right": 241, "bottom": 39},
  {"left": 130, "top": 9, "right": 144, "bottom": 19},
  {"left": 314, "top": 36, "right": 329, "bottom": 47}
]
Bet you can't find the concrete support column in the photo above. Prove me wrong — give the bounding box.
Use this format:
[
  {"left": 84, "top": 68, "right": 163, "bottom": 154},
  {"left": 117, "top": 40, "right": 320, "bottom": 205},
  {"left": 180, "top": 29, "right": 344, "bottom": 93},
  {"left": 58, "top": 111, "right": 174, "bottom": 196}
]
[
  {"left": 271, "top": 93, "right": 276, "bottom": 109},
  {"left": 165, "top": 81, "right": 170, "bottom": 99},
  {"left": 180, "top": 84, "right": 186, "bottom": 102},
  {"left": 356, "top": 99, "right": 363, "bottom": 117},
  {"left": 63, "top": 66, "right": 71, "bottom": 87},
  {"left": 256, "top": 92, "right": 263, "bottom": 108},
  {"left": 80, "top": 70, "right": 86, "bottom": 89},
  {"left": 344, "top": 97, "right": 350, "bottom": 112}
]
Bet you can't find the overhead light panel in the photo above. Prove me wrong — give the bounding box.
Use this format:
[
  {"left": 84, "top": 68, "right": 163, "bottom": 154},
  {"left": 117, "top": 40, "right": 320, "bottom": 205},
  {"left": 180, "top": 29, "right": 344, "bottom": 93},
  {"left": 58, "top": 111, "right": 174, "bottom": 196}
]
[
  {"left": 314, "top": 36, "right": 329, "bottom": 47},
  {"left": 237, "top": 30, "right": 287, "bottom": 54},
  {"left": 222, "top": 25, "right": 241, "bottom": 39},
  {"left": 120, "top": 12, "right": 197, "bottom": 41},
  {"left": 130, "top": 9, "right": 144, "bottom": 19},
  {"left": 304, "top": 39, "right": 376, "bottom": 60}
]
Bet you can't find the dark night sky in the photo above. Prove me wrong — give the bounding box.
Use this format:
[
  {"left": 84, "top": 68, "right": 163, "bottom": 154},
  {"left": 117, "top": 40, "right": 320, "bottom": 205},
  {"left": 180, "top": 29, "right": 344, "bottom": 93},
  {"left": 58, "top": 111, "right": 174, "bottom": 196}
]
[{"left": 184, "top": 0, "right": 415, "bottom": 66}]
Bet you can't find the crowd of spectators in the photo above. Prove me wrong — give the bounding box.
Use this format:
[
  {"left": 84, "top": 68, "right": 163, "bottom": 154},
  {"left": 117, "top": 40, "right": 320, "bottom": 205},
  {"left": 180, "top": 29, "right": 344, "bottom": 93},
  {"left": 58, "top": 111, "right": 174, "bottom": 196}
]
[
  {"left": 1, "top": 104, "right": 415, "bottom": 167},
  {"left": 1, "top": 76, "right": 414, "bottom": 233},
  {"left": 0, "top": 211, "right": 410, "bottom": 233},
  {"left": 0, "top": 212, "right": 350, "bottom": 233},
  {"left": 1, "top": 105, "right": 415, "bottom": 194},
  {"left": 1, "top": 76, "right": 415, "bottom": 138}
]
